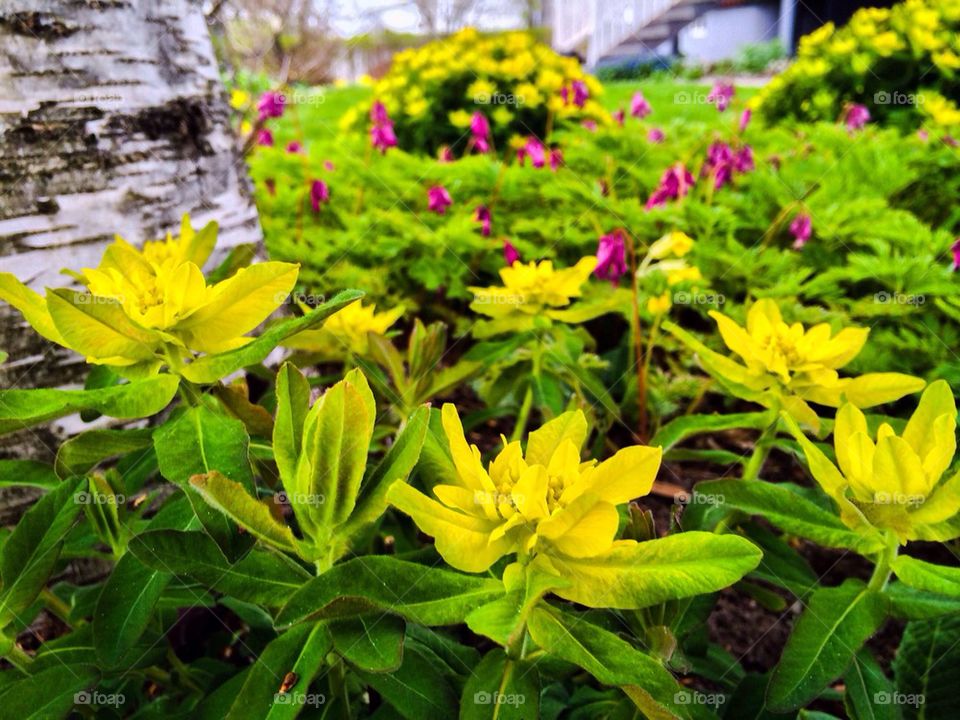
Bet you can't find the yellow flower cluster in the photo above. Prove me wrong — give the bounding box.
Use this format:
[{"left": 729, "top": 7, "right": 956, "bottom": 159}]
[
  {"left": 755, "top": 0, "right": 960, "bottom": 129},
  {"left": 342, "top": 28, "right": 608, "bottom": 152}
]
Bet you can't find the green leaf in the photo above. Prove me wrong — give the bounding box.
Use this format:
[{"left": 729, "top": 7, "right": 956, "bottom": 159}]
[
  {"left": 189, "top": 472, "right": 301, "bottom": 556},
  {"left": 355, "top": 642, "right": 458, "bottom": 720},
  {"left": 330, "top": 614, "right": 405, "bottom": 672},
  {"left": 652, "top": 412, "right": 772, "bottom": 451},
  {"left": 884, "top": 582, "right": 960, "bottom": 620},
  {"left": 0, "top": 460, "right": 60, "bottom": 489},
  {"left": 276, "top": 556, "right": 504, "bottom": 628},
  {"left": 55, "top": 427, "right": 153, "bottom": 478},
  {"left": 129, "top": 530, "right": 310, "bottom": 606},
  {"left": 526, "top": 607, "right": 692, "bottom": 720},
  {"left": 226, "top": 621, "right": 331, "bottom": 720},
  {"left": 534, "top": 531, "right": 761, "bottom": 609},
  {"left": 0, "top": 375, "right": 179, "bottom": 435},
  {"left": 697, "top": 479, "right": 884, "bottom": 553},
  {"left": 341, "top": 405, "right": 429, "bottom": 537},
  {"left": 767, "top": 579, "right": 888, "bottom": 712},
  {"left": 0, "top": 477, "right": 84, "bottom": 627},
  {"left": 182, "top": 289, "right": 363, "bottom": 383},
  {"left": 843, "top": 650, "right": 895, "bottom": 720},
  {"left": 0, "top": 663, "right": 99, "bottom": 718},
  {"left": 460, "top": 648, "right": 540, "bottom": 720},
  {"left": 892, "top": 555, "right": 960, "bottom": 597},
  {"left": 893, "top": 616, "right": 960, "bottom": 719},
  {"left": 272, "top": 362, "right": 311, "bottom": 487}
]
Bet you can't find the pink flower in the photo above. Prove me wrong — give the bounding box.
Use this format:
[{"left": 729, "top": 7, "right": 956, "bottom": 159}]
[
  {"left": 844, "top": 104, "right": 870, "bottom": 131},
  {"left": 647, "top": 127, "right": 665, "bottom": 143},
  {"left": 518, "top": 137, "right": 546, "bottom": 168},
  {"left": 286, "top": 141, "right": 304, "bottom": 154},
  {"left": 323, "top": 160, "right": 336, "bottom": 171},
  {"left": 438, "top": 146, "right": 454, "bottom": 163},
  {"left": 257, "top": 91, "right": 285, "bottom": 120},
  {"left": 703, "top": 142, "right": 736, "bottom": 189},
  {"left": 951, "top": 238, "right": 960, "bottom": 271},
  {"left": 504, "top": 240, "right": 520, "bottom": 266},
  {"left": 475, "top": 205, "right": 491, "bottom": 236},
  {"left": 257, "top": 128, "right": 274, "bottom": 146},
  {"left": 739, "top": 108, "right": 752, "bottom": 133},
  {"left": 581, "top": 119, "right": 597, "bottom": 131},
  {"left": 594, "top": 229, "right": 628, "bottom": 284},
  {"left": 646, "top": 163, "right": 695, "bottom": 209},
  {"left": 707, "top": 82, "right": 735, "bottom": 112},
  {"left": 370, "top": 100, "right": 391, "bottom": 125},
  {"left": 735, "top": 146, "right": 755, "bottom": 172},
  {"left": 549, "top": 148, "right": 563, "bottom": 171},
  {"left": 309, "top": 180, "right": 329, "bottom": 212},
  {"left": 370, "top": 100, "right": 397, "bottom": 153},
  {"left": 917, "top": 129, "right": 929, "bottom": 142},
  {"left": 790, "top": 214, "right": 812, "bottom": 249},
  {"left": 561, "top": 79, "right": 590, "bottom": 108},
  {"left": 427, "top": 185, "right": 452, "bottom": 214},
  {"left": 631, "top": 92, "right": 652, "bottom": 118},
  {"left": 470, "top": 112, "right": 491, "bottom": 153},
  {"left": 613, "top": 109, "right": 625, "bottom": 126}
]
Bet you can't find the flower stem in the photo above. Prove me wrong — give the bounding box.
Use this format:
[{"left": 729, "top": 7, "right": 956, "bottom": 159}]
[
  {"left": 626, "top": 233, "right": 648, "bottom": 443},
  {"left": 868, "top": 534, "right": 899, "bottom": 593},
  {"left": 742, "top": 414, "right": 779, "bottom": 480}
]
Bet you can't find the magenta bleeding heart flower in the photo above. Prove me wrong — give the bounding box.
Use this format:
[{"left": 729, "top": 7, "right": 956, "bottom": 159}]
[
  {"left": 648, "top": 127, "right": 665, "bottom": 143},
  {"left": 438, "top": 146, "right": 454, "bottom": 163},
  {"left": 594, "top": 229, "right": 628, "bottom": 284},
  {"left": 427, "top": 185, "right": 452, "bottom": 214},
  {"left": 309, "top": 180, "right": 329, "bottom": 212},
  {"left": 844, "top": 104, "right": 871, "bottom": 131},
  {"left": 951, "top": 238, "right": 960, "bottom": 271},
  {"left": 561, "top": 79, "right": 589, "bottom": 108},
  {"left": 613, "top": 109, "right": 625, "bottom": 126},
  {"left": 503, "top": 240, "right": 520, "bottom": 266},
  {"left": 470, "top": 112, "right": 491, "bottom": 153},
  {"left": 370, "top": 100, "right": 397, "bottom": 153},
  {"left": 707, "top": 82, "right": 735, "bottom": 112},
  {"left": 646, "top": 163, "right": 695, "bottom": 209},
  {"left": 518, "top": 137, "right": 546, "bottom": 168},
  {"left": 257, "top": 91, "right": 285, "bottom": 121},
  {"left": 735, "top": 146, "right": 755, "bottom": 172},
  {"left": 549, "top": 148, "right": 563, "bottom": 171},
  {"left": 285, "top": 141, "right": 304, "bottom": 154},
  {"left": 702, "top": 142, "right": 754, "bottom": 189},
  {"left": 631, "top": 91, "right": 652, "bottom": 118},
  {"left": 370, "top": 100, "right": 390, "bottom": 125},
  {"left": 257, "top": 128, "right": 274, "bottom": 146},
  {"left": 790, "top": 214, "right": 812, "bottom": 248},
  {"left": 475, "top": 205, "right": 491, "bottom": 236},
  {"left": 739, "top": 108, "right": 752, "bottom": 132}
]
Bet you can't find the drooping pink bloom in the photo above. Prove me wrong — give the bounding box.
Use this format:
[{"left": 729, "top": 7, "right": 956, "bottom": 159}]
[
  {"left": 707, "top": 82, "right": 735, "bottom": 112},
  {"left": 309, "top": 180, "right": 329, "bottom": 212},
  {"left": 286, "top": 141, "right": 304, "bottom": 154},
  {"left": 581, "top": 119, "right": 597, "bottom": 131},
  {"left": 790, "top": 214, "right": 812, "bottom": 249},
  {"left": 257, "top": 91, "right": 285, "bottom": 120},
  {"left": 549, "top": 148, "right": 563, "bottom": 171},
  {"left": 647, "top": 127, "right": 665, "bottom": 143},
  {"left": 735, "top": 146, "right": 755, "bottom": 172},
  {"left": 257, "top": 128, "right": 274, "bottom": 146},
  {"left": 504, "top": 240, "right": 520, "bottom": 266},
  {"left": 631, "top": 91, "right": 652, "bottom": 118},
  {"left": 370, "top": 100, "right": 391, "bottom": 125},
  {"left": 438, "top": 146, "right": 454, "bottom": 163},
  {"left": 646, "top": 162, "right": 695, "bottom": 209},
  {"left": 594, "top": 229, "right": 628, "bottom": 284},
  {"left": 475, "top": 205, "right": 491, "bottom": 236},
  {"left": 561, "top": 79, "right": 590, "bottom": 108},
  {"left": 470, "top": 112, "right": 491, "bottom": 153},
  {"left": 951, "top": 238, "right": 960, "bottom": 271},
  {"left": 943, "top": 135, "right": 958, "bottom": 147},
  {"left": 517, "top": 137, "right": 546, "bottom": 168},
  {"left": 613, "top": 109, "right": 625, "bottom": 126},
  {"left": 703, "top": 142, "right": 736, "bottom": 189},
  {"left": 739, "top": 108, "right": 752, "bottom": 132},
  {"left": 844, "top": 104, "right": 871, "bottom": 131},
  {"left": 370, "top": 100, "right": 397, "bottom": 153},
  {"left": 427, "top": 185, "right": 452, "bottom": 214}
]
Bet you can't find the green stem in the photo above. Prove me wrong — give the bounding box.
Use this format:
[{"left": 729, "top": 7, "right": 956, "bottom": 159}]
[
  {"left": 41, "top": 588, "right": 79, "bottom": 626},
  {"left": 868, "top": 534, "right": 899, "bottom": 592},
  {"left": 511, "top": 340, "right": 541, "bottom": 443},
  {"left": 741, "top": 413, "right": 779, "bottom": 480},
  {"left": 6, "top": 643, "right": 33, "bottom": 670}
]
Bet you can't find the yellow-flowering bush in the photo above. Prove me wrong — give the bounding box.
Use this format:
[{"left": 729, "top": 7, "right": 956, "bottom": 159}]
[
  {"left": 755, "top": 0, "right": 960, "bottom": 132},
  {"left": 342, "top": 28, "right": 609, "bottom": 155}
]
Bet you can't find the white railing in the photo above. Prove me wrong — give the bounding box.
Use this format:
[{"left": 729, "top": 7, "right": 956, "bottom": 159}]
[{"left": 551, "top": 0, "right": 686, "bottom": 67}]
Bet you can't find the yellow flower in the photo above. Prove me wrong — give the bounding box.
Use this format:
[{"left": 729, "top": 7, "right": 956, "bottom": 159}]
[
  {"left": 466, "top": 78, "right": 497, "bottom": 103},
  {"left": 666, "top": 299, "right": 924, "bottom": 431},
  {"left": 0, "top": 216, "right": 297, "bottom": 376},
  {"left": 229, "top": 89, "right": 250, "bottom": 110},
  {"left": 666, "top": 266, "right": 702, "bottom": 286},
  {"left": 471, "top": 258, "right": 595, "bottom": 318},
  {"left": 649, "top": 231, "right": 694, "bottom": 259},
  {"left": 785, "top": 381, "right": 960, "bottom": 543},
  {"left": 285, "top": 299, "right": 403, "bottom": 358},
  {"left": 388, "top": 407, "right": 657, "bottom": 570},
  {"left": 647, "top": 292, "right": 672, "bottom": 315},
  {"left": 448, "top": 109, "right": 473, "bottom": 128}
]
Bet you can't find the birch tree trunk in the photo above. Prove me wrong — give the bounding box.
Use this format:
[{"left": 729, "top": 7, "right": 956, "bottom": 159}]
[{"left": 0, "top": 0, "right": 262, "bottom": 465}]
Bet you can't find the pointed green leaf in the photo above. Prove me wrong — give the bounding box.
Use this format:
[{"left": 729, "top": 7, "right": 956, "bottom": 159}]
[
  {"left": 893, "top": 616, "right": 960, "bottom": 719},
  {"left": 460, "top": 648, "right": 540, "bottom": 720},
  {"left": 55, "top": 427, "right": 153, "bottom": 479},
  {"left": 843, "top": 650, "right": 895, "bottom": 720},
  {"left": 330, "top": 614, "right": 405, "bottom": 672},
  {"left": 273, "top": 362, "right": 311, "bottom": 486},
  {"left": 892, "top": 555, "right": 960, "bottom": 598}
]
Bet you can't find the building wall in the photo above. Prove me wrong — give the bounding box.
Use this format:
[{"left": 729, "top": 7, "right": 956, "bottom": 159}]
[{"left": 677, "top": 4, "right": 779, "bottom": 63}]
